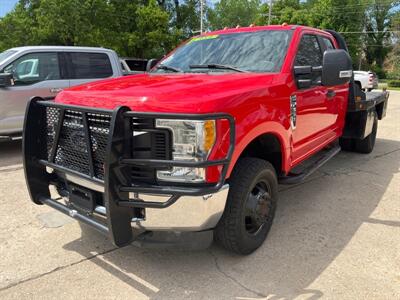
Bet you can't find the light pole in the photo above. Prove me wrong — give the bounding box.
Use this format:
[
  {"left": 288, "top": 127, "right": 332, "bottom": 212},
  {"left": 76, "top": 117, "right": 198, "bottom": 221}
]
[
  {"left": 268, "top": 0, "right": 272, "bottom": 25},
  {"left": 200, "top": 0, "right": 205, "bottom": 33}
]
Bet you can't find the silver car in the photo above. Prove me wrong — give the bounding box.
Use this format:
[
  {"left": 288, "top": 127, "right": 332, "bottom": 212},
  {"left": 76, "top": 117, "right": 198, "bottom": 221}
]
[{"left": 0, "top": 46, "right": 124, "bottom": 138}]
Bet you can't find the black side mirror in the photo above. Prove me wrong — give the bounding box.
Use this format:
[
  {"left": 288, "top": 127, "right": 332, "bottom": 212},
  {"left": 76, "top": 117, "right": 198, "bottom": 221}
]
[
  {"left": 322, "top": 49, "right": 352, "bottom": 86},
  {"left": 146, "top": 59, "right": 159, "bottom": 72},
  {"left": 0, "top": 73, "right": 13, "bottom": 87}
]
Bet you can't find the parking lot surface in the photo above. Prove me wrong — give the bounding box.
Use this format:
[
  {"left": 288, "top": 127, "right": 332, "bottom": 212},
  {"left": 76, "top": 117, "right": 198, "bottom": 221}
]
[{"left": 0, "top": 91, "right": 399, "bottom": 299}]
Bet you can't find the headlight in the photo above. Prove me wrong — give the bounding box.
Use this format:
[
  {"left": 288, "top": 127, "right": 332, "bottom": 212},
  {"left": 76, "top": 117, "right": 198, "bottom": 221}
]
[{"left": 155, "top": 119, "right": 216, "bottom": 182}]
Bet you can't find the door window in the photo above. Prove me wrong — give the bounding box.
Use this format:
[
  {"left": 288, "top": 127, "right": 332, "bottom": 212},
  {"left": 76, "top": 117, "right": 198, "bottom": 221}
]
[
  {"left": 3, "top": 52, "right": 60, "bottom": 86},
  {"left": 69, "top": 52, "right": 113, "bottom": 79},
  {"left": 321, "top": 37, "right": 335, "bottom": 50},
  {"left": 294, "top": 34, "right": 323, "bottom": 86}
]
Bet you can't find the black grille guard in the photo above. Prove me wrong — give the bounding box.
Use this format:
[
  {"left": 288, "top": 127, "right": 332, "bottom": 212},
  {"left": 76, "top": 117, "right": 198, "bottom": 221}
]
[{"left": 23, "top": 98, "right": 235, "bottom": 246}]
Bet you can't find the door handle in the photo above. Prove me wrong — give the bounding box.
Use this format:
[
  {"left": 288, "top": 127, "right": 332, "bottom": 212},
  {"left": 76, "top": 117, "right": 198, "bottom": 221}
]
[
  {"left": 326, "top": 90, "right": 336, "bottom": 99},
  {"left": 50, "top": 88, "right": 63, "bottom": 93}
]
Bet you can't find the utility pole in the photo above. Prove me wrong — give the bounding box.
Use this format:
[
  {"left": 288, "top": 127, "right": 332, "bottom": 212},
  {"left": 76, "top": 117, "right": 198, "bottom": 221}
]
[
  {"left": 268, "top": 0, "right": 272, "bottom": 25},
  {"left": 200, "top": 0, "right": 204, "bottom": 33}
]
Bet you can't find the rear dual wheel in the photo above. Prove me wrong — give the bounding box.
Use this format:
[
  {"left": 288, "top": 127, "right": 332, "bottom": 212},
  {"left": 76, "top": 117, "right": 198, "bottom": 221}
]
[
  {"left": 215, "top": 158, "right": 278, "bottom": 255},
  {"left": 339, "top": 112, "right": 378, "bottom": 154}
]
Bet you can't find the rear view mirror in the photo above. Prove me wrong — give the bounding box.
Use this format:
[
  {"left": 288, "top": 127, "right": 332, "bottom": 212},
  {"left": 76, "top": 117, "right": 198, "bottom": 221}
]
[
  {"left": 146, "top": 59, "right": 159, "bottom": 72},
  {"left": 322, "top": 50, "right": 352, "bottom": 86},
  {"left": 0, "top": 73, "right": 13, "bottom": 87}
]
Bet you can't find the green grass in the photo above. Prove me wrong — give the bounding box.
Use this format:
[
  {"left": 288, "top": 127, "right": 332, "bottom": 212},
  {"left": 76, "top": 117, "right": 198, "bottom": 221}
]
[{"left": 378, "top": 83, "right": 400, "bottom": 91}]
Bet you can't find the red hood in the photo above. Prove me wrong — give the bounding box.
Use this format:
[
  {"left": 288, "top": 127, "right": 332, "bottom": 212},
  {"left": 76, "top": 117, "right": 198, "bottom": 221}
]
[{"left": 56, "top": 73, "right": 281, "bottom": 113}]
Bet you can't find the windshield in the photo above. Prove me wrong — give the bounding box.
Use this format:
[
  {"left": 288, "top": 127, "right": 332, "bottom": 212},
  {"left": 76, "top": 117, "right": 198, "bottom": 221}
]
[
  {"left": 0, "top": 50, "right": 17, "bottom": 65},
  {"left": 155, "top": 30, "right": 293, "bottom": 73}
]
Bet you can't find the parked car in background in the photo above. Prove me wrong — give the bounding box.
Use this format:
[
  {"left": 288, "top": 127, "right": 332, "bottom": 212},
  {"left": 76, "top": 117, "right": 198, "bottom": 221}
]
[
  {"left": 0, "top": 46, "right": 125, "bottom": 140},
  {"left": 120, "top": 57, "right": 147, "bottom": 74},
  {"left": 354, "top": 70, "right": 378, "bottom": 91},
  {"left": 120, "top": 57, "right": 158, "bottom": 75}
]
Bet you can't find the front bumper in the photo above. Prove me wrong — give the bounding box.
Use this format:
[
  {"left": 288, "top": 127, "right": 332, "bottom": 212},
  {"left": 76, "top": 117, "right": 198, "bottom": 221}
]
[{"left": 23, "top": 99, "right": 234, "bottom": 247}]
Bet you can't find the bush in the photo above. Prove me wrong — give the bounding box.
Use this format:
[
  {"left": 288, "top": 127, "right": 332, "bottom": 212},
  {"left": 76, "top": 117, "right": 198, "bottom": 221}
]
[
  {"left": 369, "top": 65, "right": 386, "bottom": 79},
  {"left": 388, "top": 80, "right": 400, "bottom": 88}
]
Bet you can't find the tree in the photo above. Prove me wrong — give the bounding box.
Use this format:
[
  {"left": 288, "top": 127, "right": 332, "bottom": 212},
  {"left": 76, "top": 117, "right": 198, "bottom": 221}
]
[
  {"left": 384, "top": 10, "right": 400, "bottom": 79},
  {"left": 364, "top": 0, "right": 399, "bottom": 76},
  {"left": 256, "top": 0, "right": 310, "bottom": 26},
  {"left": 208, "top": 0, "right": 261, "bottom": 30},
  {"left": 307, "top": 0, "right": 367, "bottom": 67},
  {"left": 0, "top": 0, "right": 178, "bottom": 58}
]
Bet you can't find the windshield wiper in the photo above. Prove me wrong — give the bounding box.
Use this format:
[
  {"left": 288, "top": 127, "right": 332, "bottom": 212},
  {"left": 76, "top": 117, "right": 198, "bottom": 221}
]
[
  {"left": 156, "top": 64, "right": 182, "bottom": 73},
  {"left": 189, "top": 64, "right": 247, "bottom": 73}
]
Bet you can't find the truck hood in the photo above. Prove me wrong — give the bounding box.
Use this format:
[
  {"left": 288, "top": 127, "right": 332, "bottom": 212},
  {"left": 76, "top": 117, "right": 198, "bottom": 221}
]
[{"left": 56, "top": 73, "right": 281, "bottom": 113}]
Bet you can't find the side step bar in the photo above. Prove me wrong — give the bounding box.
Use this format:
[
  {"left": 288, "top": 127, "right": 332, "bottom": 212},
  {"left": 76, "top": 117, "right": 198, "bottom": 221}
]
[{"left": 279, "top": 145, "right": 341, "bottom": 185}]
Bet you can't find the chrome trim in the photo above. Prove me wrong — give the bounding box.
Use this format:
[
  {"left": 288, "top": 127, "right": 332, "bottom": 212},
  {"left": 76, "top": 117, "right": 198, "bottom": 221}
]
[
  {"left": 93, "top": 184, "right": 229, "bottom": 231},
  {"left": 132, "top": 184, "right": 229, "bottom": 231}
]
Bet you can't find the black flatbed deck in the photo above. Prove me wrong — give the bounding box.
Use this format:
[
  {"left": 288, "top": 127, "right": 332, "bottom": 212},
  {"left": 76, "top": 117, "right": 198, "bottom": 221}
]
[{"left": 347, "top": 90, "right": 389, "bottom": 113}]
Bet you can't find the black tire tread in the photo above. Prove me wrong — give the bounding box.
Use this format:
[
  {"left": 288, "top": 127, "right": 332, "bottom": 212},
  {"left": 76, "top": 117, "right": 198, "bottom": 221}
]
[
  {"left": 215, "top": 158, "right": 277, "bottom": 254},
  {"left": 354, "top": 113, "right": 378, "bottom": 154}
]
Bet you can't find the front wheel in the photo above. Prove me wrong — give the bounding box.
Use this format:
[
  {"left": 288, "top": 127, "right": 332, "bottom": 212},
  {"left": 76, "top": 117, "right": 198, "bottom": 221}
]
[{"left": 215, "top": 158, "right": 278, "bottom": 255}]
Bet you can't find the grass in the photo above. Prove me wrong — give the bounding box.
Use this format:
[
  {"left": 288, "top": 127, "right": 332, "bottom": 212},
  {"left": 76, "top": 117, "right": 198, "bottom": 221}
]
[{"left": 378, "top": 83, "right": 400, "bottom": 91}]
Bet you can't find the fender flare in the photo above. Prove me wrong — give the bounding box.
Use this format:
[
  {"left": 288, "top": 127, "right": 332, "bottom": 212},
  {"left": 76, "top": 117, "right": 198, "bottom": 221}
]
[{"left": 227, "top": 121, "right": 291, "bottom": 178}]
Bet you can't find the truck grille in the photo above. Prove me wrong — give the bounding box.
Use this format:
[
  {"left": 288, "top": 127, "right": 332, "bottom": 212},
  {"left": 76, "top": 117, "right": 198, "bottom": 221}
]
[
  {"left": 45, "top": 107, "right": 170, "bottom": 182},
  {"left": 46, "top": 107, "right": 111, "bottom": 180}
]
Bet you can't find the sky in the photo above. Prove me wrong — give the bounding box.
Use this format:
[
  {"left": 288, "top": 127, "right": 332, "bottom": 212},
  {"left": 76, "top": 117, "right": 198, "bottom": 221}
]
[{"left": 0, "top": 0, "right": 18, "bottom": 17}]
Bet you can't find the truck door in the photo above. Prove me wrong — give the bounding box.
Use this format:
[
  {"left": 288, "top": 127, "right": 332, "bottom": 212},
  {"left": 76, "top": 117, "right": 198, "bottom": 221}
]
[
  {"left": 65, "top": 52, "right": 114, "bottom": 87},
  {"left": 291, "top": 34, "right": 337, "bottom": 162},
  {"left": 0, "top": 52, "right": 69, "bottom": 135},
  {"left": 318, "top": 35, "right": 348, "bottom": 135}
]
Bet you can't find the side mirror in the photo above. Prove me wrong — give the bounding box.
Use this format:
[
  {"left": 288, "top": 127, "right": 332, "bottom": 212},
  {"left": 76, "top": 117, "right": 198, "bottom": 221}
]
[
  {"left": 293, "top": 65, "right": 322, "bottom": 89},
  {"left": 322, "top": 50, "right": 353, "bottom": 86},
  {"left": 0, "top": 73, "right": 13, "bottom": 88},
  {"left": 146, "top": 59, "right": 159, "bottom": 72}
]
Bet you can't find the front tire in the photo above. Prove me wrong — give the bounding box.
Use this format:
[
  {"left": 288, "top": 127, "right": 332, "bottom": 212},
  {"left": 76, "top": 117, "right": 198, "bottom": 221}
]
[{"left": 215, "top": 158, "right": 278, "bottom": 255}]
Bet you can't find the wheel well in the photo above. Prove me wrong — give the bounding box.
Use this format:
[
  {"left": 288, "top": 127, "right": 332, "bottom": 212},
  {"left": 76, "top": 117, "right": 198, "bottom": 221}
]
[{"left": 239, "top": 133, "right": 283, "bottom": 175}]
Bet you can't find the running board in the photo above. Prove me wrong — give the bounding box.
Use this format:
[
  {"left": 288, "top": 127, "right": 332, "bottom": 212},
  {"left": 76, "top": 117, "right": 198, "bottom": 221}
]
[{"left": 279, "top": 145, "right": 341, "bottom": 185}]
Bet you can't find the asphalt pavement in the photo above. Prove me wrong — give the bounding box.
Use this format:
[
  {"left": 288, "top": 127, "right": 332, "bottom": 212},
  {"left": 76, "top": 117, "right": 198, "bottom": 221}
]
[{"left": 0, "top": 91, "right": 399, "bottom": 299}]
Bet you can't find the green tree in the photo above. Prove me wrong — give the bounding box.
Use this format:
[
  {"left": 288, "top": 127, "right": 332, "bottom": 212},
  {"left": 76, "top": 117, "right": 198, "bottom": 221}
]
[
  {"left": 256, "top": 0, "right": 310, "bottom": 26},
  {"left": 0, "top": 0, "right": 178, "bottom": 58},
  {"left": 208, "top": 0, "right": 261, "bottom": 30},
  {"left": 0, "top": 1, "right": 39, "bottom": 50},
  {"left": 364, "top": 0, "right": 399, "bottom": 75},
  {"left": 384, "top": 10, "right": 400, "bottom": 79}
]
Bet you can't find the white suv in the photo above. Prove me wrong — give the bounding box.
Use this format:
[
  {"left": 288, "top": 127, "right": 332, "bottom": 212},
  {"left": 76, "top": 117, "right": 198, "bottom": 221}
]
[{"left": 354, "top": 71, "right": 379, "bottom": 92}]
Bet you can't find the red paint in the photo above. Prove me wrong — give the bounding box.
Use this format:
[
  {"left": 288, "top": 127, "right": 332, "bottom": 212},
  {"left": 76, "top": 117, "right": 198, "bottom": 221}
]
[{"left": 55, "top": 25, "right": 349, "bottom": 183}]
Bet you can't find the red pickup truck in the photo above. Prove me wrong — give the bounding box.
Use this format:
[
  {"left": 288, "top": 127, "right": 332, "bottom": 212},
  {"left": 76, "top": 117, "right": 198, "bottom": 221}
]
[{"left": 23, "top": 25, "right": 389, "bottom": 254}]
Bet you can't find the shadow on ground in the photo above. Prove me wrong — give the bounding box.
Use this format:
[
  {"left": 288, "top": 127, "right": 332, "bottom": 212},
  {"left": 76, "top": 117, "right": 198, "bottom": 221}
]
[
  {"left": 60, "top": 138, "right": 399, "bottom": 299},
  {"left": 0, "top": 140, "right": 22, "bottom": 168}
]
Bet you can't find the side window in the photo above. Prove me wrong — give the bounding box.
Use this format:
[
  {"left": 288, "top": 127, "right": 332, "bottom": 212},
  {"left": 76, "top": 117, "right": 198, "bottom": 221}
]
[
  {"left": 322, "top": 37, "right": 335, "bottom": 50},
  {"left": 3, "top": 52, "right": 60, "bottom": 86},
  {"left": 69, "top": 52, "right": 113, "bottom": 79},
  {"left": 294, "top": 35, "right": 323, "bottom": 86}
]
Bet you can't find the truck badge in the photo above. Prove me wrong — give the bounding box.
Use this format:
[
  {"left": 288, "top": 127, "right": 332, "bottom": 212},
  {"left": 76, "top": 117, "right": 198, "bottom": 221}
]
[{"left": 290, "top": 95, "right": 297, "bottom": 130}]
